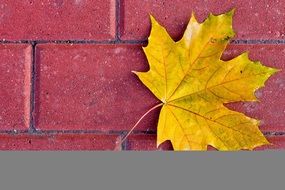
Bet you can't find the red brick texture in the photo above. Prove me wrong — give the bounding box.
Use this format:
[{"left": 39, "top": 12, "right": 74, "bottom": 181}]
[
  {"left": 0, "top": 0, "right": 116, "bottom": 40},
  {"left": 0, "top": 0, "right": 284, "bottom": 150},
  {"left": 35, "top": 44, "right": 159, "bottom": 131},
  {"left": 0, "top": 133, "right": 120, "bottom": 150},
  {"left": 120, "top": 0, "right": 285, "bottom": 40},
  {"left": 0, "top": 44, "right": 31, "bottom": 130}
]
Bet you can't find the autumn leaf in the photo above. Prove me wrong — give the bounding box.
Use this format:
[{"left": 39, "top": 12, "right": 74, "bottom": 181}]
[{"left": 133, "top": 10, "right": 278, "bottom": 151}]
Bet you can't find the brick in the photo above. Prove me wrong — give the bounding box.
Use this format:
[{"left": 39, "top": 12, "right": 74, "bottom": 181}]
[
  {"left": 0, "top": 133, "right": 120, "bottom": 150},
  {"left": 255, "top": 136, "right": 285, "bottom": 150},
  {"left": 0, "top": 44, "right": 31, "bottom": 130},
  {"left": 223, "top": 45, "right": 285, "bottom": 132},
  {"left": 35, "top": 44, "right": 284, "bottom": 133},
  {"left": 0, "top": 0, "right": 115, "bottom": 40},
  {"left": 207, "top": 136, "right": 285, "bottom": 150},
  {"left": 126, "top": 135, "right": 285, "bottom": 150},
  {"left": 35, "top": 44, "right": 159, "bottom": 131},
  {"left": 125, "top": 135, "right": 173, "bottom": 151},
  {"left": 120, "top": 0, "right": 285, "bottom": 40}
]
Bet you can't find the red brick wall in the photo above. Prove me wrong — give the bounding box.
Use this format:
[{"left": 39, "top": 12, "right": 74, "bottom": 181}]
[{"left": 0, "top": 0, "right": 284, "bottom": 150}]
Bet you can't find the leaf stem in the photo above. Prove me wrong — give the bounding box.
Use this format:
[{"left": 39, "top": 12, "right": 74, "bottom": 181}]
[{"left": 121, "top": 103, "right": 164, "bottom": 144}]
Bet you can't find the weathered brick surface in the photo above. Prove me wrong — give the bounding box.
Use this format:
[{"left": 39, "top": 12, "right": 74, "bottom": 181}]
[
  {"left": 121, "top": 0, "right": 285, "bottom": 40},
  {"left": 126, "top": 135, "right": 173, "bottom": 151},
  {"left": 127, "top": 135, "right": 285, "bottom": 150},
  {"left": 256, "top": 136, "right": 285, "bottom": 150},
  {"left": 0, "top": 0, "right": 116, "bottom": 40},
  {"left": 0, "top": 0, "right": 284, "bottom": 150},
  {"left": 35, "top": 44, "right": 159, "bottom": 131},
  {"left": 34, "top": 44, "right": 285, "bottom": 133},
  {"left": 0, "top": 133, "right": 120, "bottom": 150},
  {"left": 0, "top": 44, "right": 31, "bottom": 130}
]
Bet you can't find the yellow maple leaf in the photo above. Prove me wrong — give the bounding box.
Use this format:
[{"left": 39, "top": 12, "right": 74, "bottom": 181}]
[{"left": 133, "top": 10, "right": 278, "bottom": 151}]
